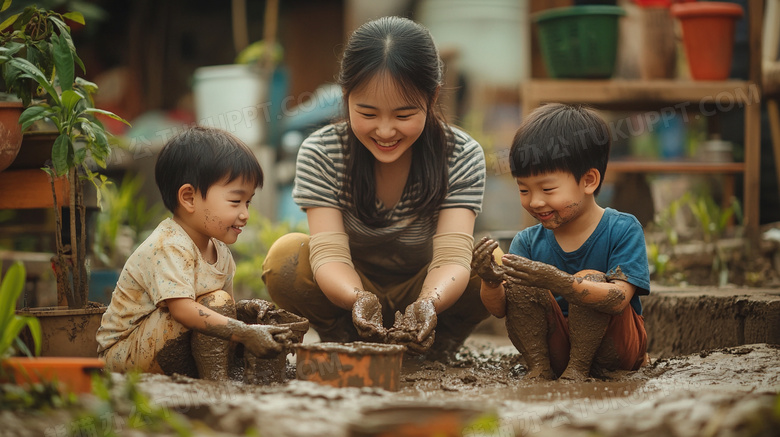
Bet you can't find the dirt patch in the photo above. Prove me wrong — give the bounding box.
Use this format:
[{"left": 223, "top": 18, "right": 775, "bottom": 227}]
[{"left": 2, "top": 338, "right": 777, "bottom": 436}]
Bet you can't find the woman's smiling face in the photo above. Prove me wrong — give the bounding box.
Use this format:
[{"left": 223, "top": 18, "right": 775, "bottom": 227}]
[{"left": 347, "top": 73, "right": 428, "bottom": 165}]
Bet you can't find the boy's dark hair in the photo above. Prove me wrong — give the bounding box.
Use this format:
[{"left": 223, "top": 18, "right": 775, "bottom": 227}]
[
  {"left": 510, "top": 103, "right": 611, "bottom": 195},
  {"left": 338, "top": 16, "right": 452, "bottom": 226},
  {"left": 155, "top": 126, "right": 264, "bottom": 213}
]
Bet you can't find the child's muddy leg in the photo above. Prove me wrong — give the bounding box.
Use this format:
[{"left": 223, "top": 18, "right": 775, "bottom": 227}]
[
  {"left": 505, "top": 284, "right": 558, "bottom": 381},
  {"left": 560, "top": 303, "right": 610, "bottom": 381},
  {"left": 192, "top": 290, "right": 236, "bottom": 381},
  {"left": 560, "top": 270, "right": 611, "bottom": 382}
]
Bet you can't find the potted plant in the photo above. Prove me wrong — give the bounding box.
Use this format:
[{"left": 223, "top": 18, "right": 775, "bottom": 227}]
[
  {"left": 0, "top": 2, "right": 128, "bottom": 356},
  {"left": 1, "top": 261, "right": 104, "bottom": 394}
]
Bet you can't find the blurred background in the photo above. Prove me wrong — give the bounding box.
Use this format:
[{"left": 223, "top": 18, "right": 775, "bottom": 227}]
[{"left": 1, "top": 0, "right": 778, "bottom": 303}]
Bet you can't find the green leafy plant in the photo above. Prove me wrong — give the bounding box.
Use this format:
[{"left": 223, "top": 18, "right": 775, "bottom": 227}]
[
  {"left": 93, "top": 173, "right": 166, "bottom": 269},
  {"left": 0, "top": 261, "right": 41, "bottom": 359},
  {"left": 0, "top": 1, "right": 129, "bottom": 308},
  {"left": 232, "top": 217, "right": 307, "bottom": 301}
]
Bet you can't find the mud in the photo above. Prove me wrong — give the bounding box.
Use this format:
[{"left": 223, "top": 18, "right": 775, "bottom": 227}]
[{"left": 2, "top": 337, "right": 778, "bottom": 436}]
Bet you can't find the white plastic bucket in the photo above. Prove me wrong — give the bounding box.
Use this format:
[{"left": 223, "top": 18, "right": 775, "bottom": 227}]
[
  {"left": 417, "top": 0, "right": 529, "bottom": 86},
  {"left": 192, "top": 64, "right": 268, "bottom": 146}
]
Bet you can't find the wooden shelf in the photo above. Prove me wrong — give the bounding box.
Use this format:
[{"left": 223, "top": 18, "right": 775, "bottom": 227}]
[
  {"left": 521, "top": 78, "right": 762, "bottom": 242},
  {"left": 522, "top": 79, "right": 758, "bottom": 112},
  {"left": 607, "top": 160, "right": 745, "bottom": 174}
]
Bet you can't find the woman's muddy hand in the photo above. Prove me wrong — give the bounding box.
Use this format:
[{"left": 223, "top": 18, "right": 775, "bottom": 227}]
[
  {"left": 502, "top": 254, "right": 573, "bottom": 291},
  {"left": 352, "top": 290, "right": 387, "bottom": 342},
  {"left": 471, "top": 236, "right": 504, "bottom": 287},
  {"left": 231, "top": 320, "right": 292, "bottom": 357},
  {"left": 388, "top": 298, "right": 436, "bottom": 354}
]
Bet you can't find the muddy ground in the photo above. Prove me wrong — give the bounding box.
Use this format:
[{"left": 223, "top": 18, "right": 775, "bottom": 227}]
[{"left": 1, "top": 332, "right": 778, "bottom": 437}]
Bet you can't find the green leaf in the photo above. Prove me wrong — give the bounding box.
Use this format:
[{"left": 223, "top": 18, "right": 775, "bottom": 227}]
[
  {"left": 0, "top": 12, "right": 20, "bottom": 32},
  {"left": 1, "top": 0, "right": 12, "bottom": 13},
  {"left": 60, "top": 89, "right": 83, "bottom": 115},
  {"left": 51, "top": 33, "right": 74, "bottom": 92},
  {"left": 52, "top": 133, "right": 70, "bottom": 176},
  {"left": 8, "top": 57, "right": 60, "bottom": 105},
  {"left": 19, "top": 316, "right": 40, "bottom": 356},
  {"left": 85, "top": 108, "right": 131, "bottom": 126},
  {"left": 48, "top": 16, "right": 84, "bottom": 74},
  {"left": 62, "top": 12, "right": 85, "bottom": 25},
  {"left": 19, "top": 105, "right": 51, "bottom": 131},
  {"left": 74, "top": 146, "right": 87, "bottom": 164},
  {"left": 0, "top": 262, "right": 25, "bottom": 337}
]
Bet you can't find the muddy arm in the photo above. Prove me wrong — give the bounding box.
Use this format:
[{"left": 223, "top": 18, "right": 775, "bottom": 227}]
[
  {"left": 502, "top": 255, "right": 635, "bottom": 315},
  {"left": 480, "top": 282, "right": 507, "bottom": 318},
  {"left": 167, "top": 297, "right": 292, "bottom": 351}
]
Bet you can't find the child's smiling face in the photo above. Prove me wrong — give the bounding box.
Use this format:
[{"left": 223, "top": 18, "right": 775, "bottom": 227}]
[
  {"left": 515, "top": 171, "right": 590, "bottom": 231},
  {"left": 191, "top": 176, "right": 255, "bottom": 246}
]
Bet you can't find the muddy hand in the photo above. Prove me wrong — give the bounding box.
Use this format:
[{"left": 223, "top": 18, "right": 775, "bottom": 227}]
[
  {"left": 352, "top": 290, "right": 387, "bottom": 342},
  {"left": 471, "top": 236, "right": 504, "bottom": 286},
  {"left": 388, "top": 298, "right": 436, "bottom": 355},
  {"left": 502, "top": 254, "right": 573, "bottom": 291},
  {"left": 235, "top": 299, "right": 276, "bottom": 324},
  {"left": 231, "top": 320, "right": 292, "bottom": 357}
]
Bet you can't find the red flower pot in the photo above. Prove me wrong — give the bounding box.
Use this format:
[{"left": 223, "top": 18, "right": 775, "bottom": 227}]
[
  {"left": 1, "top": 357, "right": 105, "bottom": 394},
  {"left": 671, "top": 1, "right": 744, "bottom": 80}
]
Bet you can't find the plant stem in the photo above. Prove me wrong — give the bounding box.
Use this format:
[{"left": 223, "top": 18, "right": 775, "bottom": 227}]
[
  {"left": 50, "top": 169, "right": 70, "bottom": 307},
  {"left": 76, "top": 168, "right": 87, "bottom": 307}
]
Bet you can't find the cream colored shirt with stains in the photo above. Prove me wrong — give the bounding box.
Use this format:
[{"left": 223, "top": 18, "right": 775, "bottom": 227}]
[{"left": 96, "top": 218, "right": 235, "bottom": 354}]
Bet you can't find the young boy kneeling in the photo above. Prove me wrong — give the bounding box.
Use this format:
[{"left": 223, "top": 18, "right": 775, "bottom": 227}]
[
  {"left": 97, "top": 127, "right": 292, "bottom": 380},
  {"left": 472, "top": 104, "right": 650, "bottom": 381}
]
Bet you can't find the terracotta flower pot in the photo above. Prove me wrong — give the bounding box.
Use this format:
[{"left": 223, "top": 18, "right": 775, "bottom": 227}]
[
  {"left": 671, "top": 1, "right": 744, "bottom": 80},
  {"left": 294, "top": 342, "right": 406, "bottom": 391},
  {"left": 1, "top": 357, "right": 105, "bottom": 394},
  {"left": 0, "top": 101, "right": 24, "bottom": 172}
]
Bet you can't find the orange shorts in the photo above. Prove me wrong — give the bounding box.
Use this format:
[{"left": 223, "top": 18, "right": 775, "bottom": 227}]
[{"left": 546, "top": 293, "right": 648, "bottom": 376}]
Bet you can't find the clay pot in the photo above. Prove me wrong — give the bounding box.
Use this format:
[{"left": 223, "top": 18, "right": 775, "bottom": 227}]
[
  {"left": 0, "top": 101, "right": 24, "bottom": 172},
  {"left": 671, "top": 1, "right": 744, "bottom": 80},
  {"left": 243, "top": 308, "right": 309, "bottom": 385},
  {"left": 16, "top": 306, "right": 107, "bottom": 357},
  {"left": 1, "top": 357, "right": 105, "bottom": 394},
  {"left": 294, "top": 342, "right": 406, "bottom": 391}
]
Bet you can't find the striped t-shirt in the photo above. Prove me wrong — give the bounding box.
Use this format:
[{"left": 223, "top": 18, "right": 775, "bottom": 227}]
[{"left": 293, "top": 122, "right": 486, "bottom": 283}]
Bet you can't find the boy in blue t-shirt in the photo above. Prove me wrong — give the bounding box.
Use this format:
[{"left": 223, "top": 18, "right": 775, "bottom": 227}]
[{"left": 472, "top": 103, "right": 650, "bottom": 382}]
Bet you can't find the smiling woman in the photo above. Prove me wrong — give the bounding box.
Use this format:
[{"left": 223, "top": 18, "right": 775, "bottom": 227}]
[{"left": 262, "top": 16, "right": 491, "bottom": 358}]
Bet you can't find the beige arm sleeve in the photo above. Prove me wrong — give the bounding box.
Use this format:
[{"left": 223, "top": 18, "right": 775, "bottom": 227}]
[
  {"left": 428, "top": 232, "right": 474, "bottom": 273},
  {"left": 309, "top": 231, "right": 354, "bottom": 277}
]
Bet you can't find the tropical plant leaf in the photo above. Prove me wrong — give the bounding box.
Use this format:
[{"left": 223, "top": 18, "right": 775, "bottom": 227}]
[
  {"left": 62, "top": 11, "right": 85, "bottom": 25},
  {"left": 1, "top": 0, "right": 12, "bottom": 13},
  {"left": 51, "top": 32, "right": 74, "bottom": 92},
  {"left": 60, "top": 89, "right": 83, "bottom": 115},
  {"left": 85, "top": 108, "right": 131, "bottom": 126},
  {"left": 0, "top": 12, "right": 20, "bottom": 31},
  {"left": 52, "top": 133, "right": 70, "bottom": 176},
  {"left": 8, "top": 57, "right": 59, "bottom": 104},
  {"left": 19, "top": 105, "right": 50, "bottom": 131},
  {"left": 23, "top": 316, "right": 41, "bottom": 356},
  {"left": 0, "top": 262, "right": 25, "bottom": 334},
  {"left": 48, "top": 15, "right": 84, "bottom": 73}
]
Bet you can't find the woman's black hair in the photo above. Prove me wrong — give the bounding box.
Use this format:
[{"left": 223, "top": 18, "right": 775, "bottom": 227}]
[
  {"left": 509, "top": 103, "right": 611, "bottom": 196},
  {"left": 338, "top": 16, "right": 452, "bottom": 226},
  {"left": 155, "top": 126, "right": 264, "bottom": 213}
]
